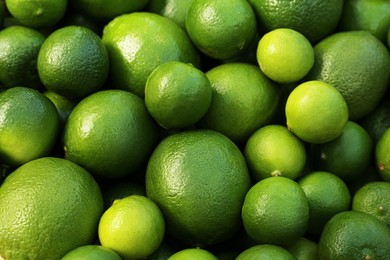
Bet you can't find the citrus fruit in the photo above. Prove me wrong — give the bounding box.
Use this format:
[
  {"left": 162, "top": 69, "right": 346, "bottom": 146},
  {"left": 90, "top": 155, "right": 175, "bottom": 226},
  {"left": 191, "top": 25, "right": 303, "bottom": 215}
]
[
  {"left": 63, "top": 89, "right": 159, "bottom": 179},
  {"left": 338, "top": 0, "right": 390, "bottom": 43},
  {"left": 257, "top": 28, "right": 314, "bottom": 84},
  {"left": 98, "top": 195, "right": 165, "bottom": 260},
  {"left": 359, "top": 99, "right": 390, "bottom": 143},
  {"left": 62, "top": 245, "right": 121, "bottom": 260},
  {"left": 0, "top": 157, "right": 103, "bottom": 259},
  {"left": 305, "top": 30, "right": 390, "bottom": 120},
  {"left": 352, "top": 181, "right": 390, "bottom": 228},
  {"left": 248, "top": 0, "right": 343, "bottom": 43},
  {"left": 43, "top": 90, "right": 77, "bottom": 128},
  {"left": 297, "top": 171, "right": 351, "bottom": 235},
  {"left": 318, "top": 211, "right": 390, "bottom": 260},
  {"left": 71, "top": 0, "right": 149, "bottom": 23},
  {"left": 236, "top": 244, "right": 295, "bottom": 260},
  {"left": 311, "top": 121, "right": 373, "bottom": 182},
  {"left": 244, "top": 124, "right": 306, "bottom": 181},
  {"left": 145, "top": 61, "right": 212, "bottom": 129},
  {"left": 5, "top": 0, "right": 67, "bottom": 28},
  {"left": 375, "top": 127, "right": 390, "bottom": 181},
  {"left": 37, "top": 25, "right": 109, "bottom": 99},
  {"left": 0, "top": 25, "right": 45, "bottom": 89},
  {"left": 285, "top": 80, "right": 349, "bottom": 144},
  {"left": 241, "top": 176, "right": 309, "bottom": 247},
  {"left": 198, "top": 63, "right": 280, "bottom": 144},
  {"left": 145, "top": 130, "right": 251, "bottom": 246},
  {"left": 0, "top": 87, "right": 59, "bottom": 168},
  {"left": 286, "top": 237, "right": 319, "bottom": 260},
  {"left": 168, "top": 248, "right": 218, "bottom": 260},
  {"left": 146, "top": 0, "right": 194, "bottom": 31},
  {"left": 102, "top": 12, "right": 200, "bottom": 98},
  {"left": 185, "top": 0, "right": 257, "bottom": 60}
]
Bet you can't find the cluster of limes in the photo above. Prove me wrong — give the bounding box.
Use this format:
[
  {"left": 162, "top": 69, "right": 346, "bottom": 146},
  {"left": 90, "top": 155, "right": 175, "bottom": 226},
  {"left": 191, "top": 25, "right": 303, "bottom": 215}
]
[{"left": 1, "top": 0, "right": 390, "bottom": 259}]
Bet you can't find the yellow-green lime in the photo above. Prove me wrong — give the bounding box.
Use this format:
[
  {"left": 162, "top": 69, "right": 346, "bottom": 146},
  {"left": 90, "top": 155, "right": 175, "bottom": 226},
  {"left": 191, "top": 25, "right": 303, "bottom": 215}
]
[
  {"left": 318, "top": 211, "right": 390, "bottom": 260},
  {"left": 375, "top": 127, "right": 390, "bottom": 181},
  {"left": 236, "top": 244, "right": 295, "bottom": 260},
  {"left": 5, "top": 0, "right": 67, "bottom": 28},
  {"left": 38, "top": 25, "right": 109, "bottom": 99},
  {"left": 338, "top": 0, "right": 390, "bottom": 43},
  {"left": 61, "top": 245, "right": 121, "bottom": 260},
  {"left": 241, "top": 176, "right": 309, "bottom": 247},
  {"left": 257, "top": 28, "right": 314, "bottom": 84},
  {"left": 198, "top": 63, "right": 280, "bottom": 144},
  {"left": 102, "top": 12, "right": 200, "bottom": 98},
  {"left": 0, "top": 87, "right": 59, "bottom": 168},
  {"left": 43, "top": 90, "right": 77, "bottom": 128},
  {"left": 0, "top": 25, "right": 45, "bottom": 89},
  {"left": 71, "top": 0, "right": 149, "bottom": 23},
  {"left": 305, "top": 31, "right": 390, "bottom": 120},
  {"left": 146, "top": 0, "right": 194, "bottom": 31},
  {"left": 244, "top": 124, "right": 306, "bottom": 181},
  {"left": 285, "top": 80, "right": 349, "bottom": 144},
  {"left": 98, "top": 195, "right": 165, "bottom": 260},
  {"left": 63, "top": 89, "right": 159, "bottom": 179},
  {"left": 286, "top": 237, "right": 319, "bottom": 260},
  {"left": 146, "top": 130, "right": 251, "bottom": 246},
  {"left": 297, "top": 171, "right": 351, "bottom": 235},
  {"left": 352, "top": 181, "right": 390, "bottom": 228},
  {"left": 311, "top": 121, "right": 373, "bottom": 182},
  {"left": 145, "top": 61, "right": 212, "bottom": 129},
  {"left": 168, "top": 248, "right": 218, "bottom": 260},
  {"left": 248, "top": 0, "right": 343, "bottom": 43},
  {"left": 0, "top": 157, "right": 103, "bottom": 259},
  {"left": 185, "top": 0, "right": 257, "bottom": 60}
]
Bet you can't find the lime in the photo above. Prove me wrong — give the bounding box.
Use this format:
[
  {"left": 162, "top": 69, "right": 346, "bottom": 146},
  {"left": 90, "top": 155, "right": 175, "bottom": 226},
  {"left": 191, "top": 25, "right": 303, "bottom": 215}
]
[
  {"left": 186, "top": 0, "right": 257, "bottom": 60},
  {"left": 43, "top": 90, "right": 77, "bottom": 128},
  {"left": 98, "top": 195, "right": 165, "bottom": 259},
  {"left": 146, "top": 130, "right": 251, "bottom": 247},
  {"left": 198, "top": 63, "right": 280, "bottom": 144},
  {"left": 297, "top": 171, "right": 351, "bottom": 235},
  {"left": 63, "top": 89, "right": 159, "bottom": 179},
  {"left": 242, "top": 176, "right": 309, "bottom": 247},
  {"left": 168, "top": 248, "right": 218, "bottom": 260},
  {"left": 285, "top": 80, "right": 349, "bottom": 144},
  {"left": 102, "top": 12, "right": 200, "bottom": 98},
  {"left": 0, "top": 87, "right": 59, "bottom": 168},
  {"left": 318, "top": 211, "right": 390, "bottom": 259},
  {"left": 0, "top": 157, "right": 103, "bottom": 259},
  {"left": 244, "top": 124, "right": 306, "bottom": 181},
  {"left": 145, "top": 61, "right": 212, "bottom": 129},
  {"left": 375, "top": 127, "right": 390, "bottom": 181},
  {"left": 236, "top": 244, "right": 295, "bottom": 260},
  {"left": 0, "top": 25, "right": 45, "bottom": 89},
  {"left": 38, "top": 25, "right": 109, "bottom": 99},
  {"left": 62, "top": 245, "right": 121, "bottom": 260},
  {"left": 257, "top": 28, "right": 314, "bottom": 84},
  {"left": 286, "top": 237, "right": 319, "bottom": 260}
]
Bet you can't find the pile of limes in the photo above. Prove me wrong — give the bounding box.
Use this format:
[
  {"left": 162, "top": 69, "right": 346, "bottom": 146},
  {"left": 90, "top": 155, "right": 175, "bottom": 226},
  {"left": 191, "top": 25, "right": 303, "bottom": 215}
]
[{"left": 1, "top": 0, "right": 390, "bottom": 259}]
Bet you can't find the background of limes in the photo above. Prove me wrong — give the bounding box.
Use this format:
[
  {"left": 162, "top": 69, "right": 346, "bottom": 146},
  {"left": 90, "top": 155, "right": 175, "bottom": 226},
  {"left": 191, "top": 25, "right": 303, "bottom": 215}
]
[{"left": 1, "top": 0, "right": 390, "bottom": 259}]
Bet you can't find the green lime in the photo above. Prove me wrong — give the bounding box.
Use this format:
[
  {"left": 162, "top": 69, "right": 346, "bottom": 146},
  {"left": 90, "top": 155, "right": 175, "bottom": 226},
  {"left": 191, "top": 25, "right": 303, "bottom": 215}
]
[
  {"left": 244, "top": 124, "right": 306, "bottom": 181},
  {"left": 145, "top": 61, "right": 212, "bottom": 129},
  {"left": 0, "top": 157, "right": 103, "bottom": 259},
  {"left": 375, "top": 127, "right": 390, "bottom": 181},
  {"left": 102, "top": 12, "right": 200, "bottom": 98},
  {"left": 198, "top": 62, "right": 280, "bottom": 144},
  {"left": 0, "top": 25, "right": 45, "bottom": 89},
  {"left": 146, "top": 130, "right": 251, "bottom": 246},
  {"left": 0, "top": 87, "right": 59, "bottom": 167},
  {"left": 257, "top": 28, "right": 314, "bottom": 84},
  {"left": 285, "top": 80, "right": 349, "bottom": 144},
  {"left": 242, "top": 176, "right": 309, "bottom": 247},
  {"left": 236, "top": 244, "right": 295, "bottom": 260},
  {"left": 297, "top": 171, "right": 351, "bottom": 235},
  {"left": 318, "top": 211, "right": 390, "bottom": 259},
  {"left": 43, "top": 90, "right": 77, "bottom": 128},
  {"left": 62, "top": 245, "right": 121, "bottom": 260},
  {"left": 63, "top": 89, "right": 159, "bottom": 179},
  {"left": 38, "top": 25, "right": 109, "bottom": 99},
  {"left": 5, "top": 0, "right": 67, "bottom": 28},
  {"left": 286, "top": 237, "right": 319, "bottom": 260},
  {"left": 186, "top": 0, "right": 257, "bottom": 60},
  {"left": 305, "top": 30, "right": 390, "bottom": 120}
]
